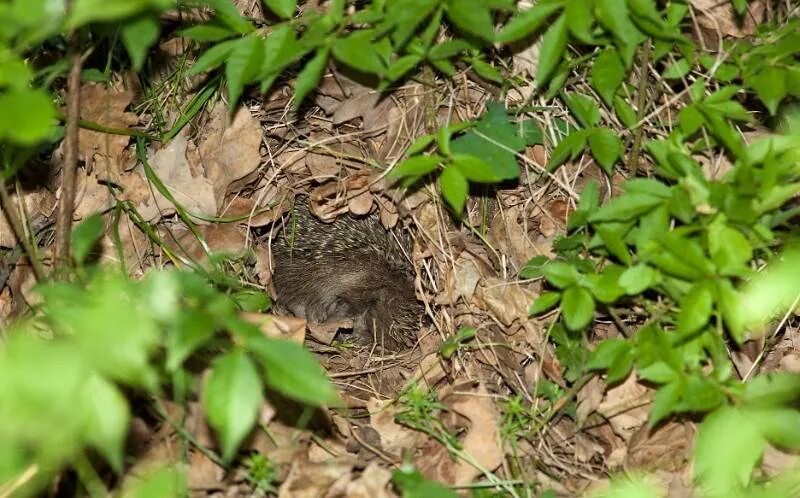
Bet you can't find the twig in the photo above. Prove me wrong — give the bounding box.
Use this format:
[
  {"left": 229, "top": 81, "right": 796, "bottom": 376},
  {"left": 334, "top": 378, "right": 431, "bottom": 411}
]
[
  {"left": 54, "top": 11, "right": 83, "bottom": 268},
  {"left": 629, "top": 39, "right": 652, "bottom": 178},
  {"left": 0, "top": 181, "right": 45, "bottom": 281}
]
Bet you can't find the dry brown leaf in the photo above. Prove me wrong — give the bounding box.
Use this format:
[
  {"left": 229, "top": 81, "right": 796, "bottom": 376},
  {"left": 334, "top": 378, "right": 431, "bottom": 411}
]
[
  {"left": 75, "top": 81, "right": 138, "bottom": 179},
  {"left": 487, "top": 205, "right": 544, "bottom": 269},
  {"left": 139, "top": 134, "right": 217, "bottom": 221},
  {"left": 306, "top": 150, "right": 342, "bottom": 178},
  {"left": 348, "top": 190, "right": 374, "bottom": 216},
  {"left": 240, "top": 312, "right": 306, "bottom": 343},
  {"left": 307, "top": 317, "right": 352, "bottom": 345},
  {"left": 625, "top": 421, "right": 694, "bottom": 471},
  {"left": 277, "top": 457, "right": 354, "bottom": 498},
  {"left": 443, "top": 254, "right": 483, "bottom": 305},
  {"left": 367, "top": 398, "right": 422, "bottom": 457},
  {"left": 197, "top": 103, "right": 263, "bottom": 207},
  {"left": 596, "top": 372, "right": 652, "bottom": 442},
  {"left": 73, "top": 171, "right": 115, "bottom": 220},
  {"left": 343, "top": 462, "right": 394, "bottom": 498},
  {"left": 165, "top": 224, "right": 247, "bottom": 265},
  {"left": 0, "top": 189, "right": 55, "bottom": 247},
  {"left": 576, "top": 376, "right": 605, "bottom": 427},
  {"left": 690, "top": 0, "right": 765, "bottom": 40},
  {"left": 447, "top": 383, "right": 504, "bottom": 485},
  {"left": 187, "top": 451, "right": 225, "bottom": 491},
  {"left": 474, "top": 277, "right": 537, "bottom": 327}
]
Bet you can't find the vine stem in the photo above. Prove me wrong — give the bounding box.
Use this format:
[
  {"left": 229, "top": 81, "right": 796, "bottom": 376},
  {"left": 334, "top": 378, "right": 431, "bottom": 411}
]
[
  {"left": 629, "top": 39, "right": 652, "bottom": 179},
  {"left": 54, "top": 3, "right": 82, "bottom": 268},
  {"left": 0, "top": 181, "right": 45, "bottom": 281}
]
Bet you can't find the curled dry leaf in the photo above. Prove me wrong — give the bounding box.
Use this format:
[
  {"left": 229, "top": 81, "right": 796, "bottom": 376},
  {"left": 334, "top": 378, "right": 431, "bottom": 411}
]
[
  {"left": 474, "top": 277, "right": 538, "bottom": 327},
  {"left": 75, "top": 81, "right": 138, "bottom": 180},
  {"left": 596, "top": 372, "right": 652, "bottom": 442},
  {"left": 690, "top": 0, "right": 765, "bottom": 40},
  {"left": 197, "top": 103, "right": 263, "bottom": 207},
  {"left": 277, "top": 456, "right": 355, "bottom": 498},
  {"left": 443, "top": 254, "right": 483, "bottom": 304},
  {"left": 307, "top": 317, "right": 352, "bottom": 345},
  {"left": 487, "top": 205, "right": 545, "bottom": 269},
  {"left": 240, "top": 312, "right": 306, "bottom": 344},
  {"left": 367, "top": 398, "right": 422, "bottom": 457}
]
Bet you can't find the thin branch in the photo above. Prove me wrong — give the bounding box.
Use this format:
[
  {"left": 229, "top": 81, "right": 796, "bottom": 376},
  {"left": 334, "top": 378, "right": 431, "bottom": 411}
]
[
  {"left": 629, "top": 39, "right": 652, "bottom": 178},
  {"left": 53, "top": 19, "right": 82, "bottom": 268},
  {"left": 0, "top": 181, "right": 45, "bottom": 281}
]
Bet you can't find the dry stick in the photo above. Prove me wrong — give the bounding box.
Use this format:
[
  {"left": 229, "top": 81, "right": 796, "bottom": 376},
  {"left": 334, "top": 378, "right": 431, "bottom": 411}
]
[
  {"left": 629, "top": 39, "right": 652, "bottom": 179},
  {"left": 54, "top": 24, "right": 83, "bottom": 268},
  {"left": 0, "top": 181, "right": 45, "bottom": 281}
]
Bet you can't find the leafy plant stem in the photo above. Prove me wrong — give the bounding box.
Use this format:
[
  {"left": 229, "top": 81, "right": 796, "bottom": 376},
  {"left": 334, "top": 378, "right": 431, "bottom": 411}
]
[
  {"left": 606, "top": 306, "right": 633, "bottom": 338},
  {"left": 54, "top": 18, "right": 84, "bottom": 269},
  {"left": 0, "top": 180, "right": 45, "bottom": 281},
  {"left": 73, "top": 453, "right": 108, "bottom": 498},
  {"left": 629, "top": 39, "right": 652, "bottom": 178}
]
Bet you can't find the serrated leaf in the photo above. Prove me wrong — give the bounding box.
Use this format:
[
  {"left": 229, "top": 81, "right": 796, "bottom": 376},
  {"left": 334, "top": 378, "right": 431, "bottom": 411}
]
[
  {"left": 496, "top": 0, "right": 562, "bottom": 43},
  {"left": 591, "top": 49, "right": 625, "bottom": 106},
  {"left": 564, "top": 0, "right": 593, "bottom": 43},
  {"left": 293, "top": 47, "right": 329, "bottom": 109},
  {"left": 203, "top": 350, "right": 262, "bottom": 462},
  {"left": 536, "top": 14, "right": 567, "bottom": 87},
  {"left": 450, "top": 102, "right": 523, "bottom": 180},
  {"left": 440, "top": 165, "right": 468, "bottom": 216},
  {"left": 546, "top": 129, "right": 587, "bottom": 171},
  {"left": 71, "top": 213, "right": 104, "bottom": 266},
  {"left": 747, "top": 66, "right": 787, "bottom": 116},
  {"left": 247, "top": 336, "right": 339, "bottom": 406},
  {"left": 529, "top": 291, "right": 561, "bottom": 315},
  {"left": 333, "top": 30, "right": 386, "bottom": 75},
  {"left": 708, "top": 220, "right": 752, "bottom": 276},
  {"left": 588, "top": 127, "right": 622, "bottom": 174},
  {"left": 565, "top": 92, "right": 601, "bottom": 128},
  {"left": 614, "top": 95, "right": 638, "bottom": 128},
  {"left": 121, "top": 14, "right": 160, "bottom": 71},
  {"left": 561, "top": 286, "right": 595, "bottom": 330}
]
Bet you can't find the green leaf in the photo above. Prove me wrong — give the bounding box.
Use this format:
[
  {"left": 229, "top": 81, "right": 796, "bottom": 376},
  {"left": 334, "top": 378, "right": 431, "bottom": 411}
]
[
  {"left": 80, "top": 374, "right": 130, "bottom": 472},
  {"left": 386, "top": 0, "right": 440, "bottom": 48},
  {"left": 428, "top": 39, "right": 471, "bottom": 60},
  {"left": 529, "top": 291, "right": 561, "bottom": 315},
  {"left": 247, "top": 336, "right": 339, "bottom": 406},
  {"left": 588, "top": 193, "right": 663, "bottom": 223},
  {"left": 69, "top": 0, "right": 156, "bottom": 27},
  {"left": 591, "top": 49, "right": 625, "bottom": 107},
  {"left": 708, "top": 219, "right": 752, "bottom": 276},
  {"left": 618, "top": 264, "right": 659, "bottom": 295},
  {"left": 188, "top": 38, "right": 240, "bottom": 75},
  {"left": 451, "top": 154, "right": 501, "bottom": 183},
  {"left": 662, "top": 57, "right": 690, "bottom": 79},
  {"left": 439, "top": 165, "right": 469, "bottom": 216},
  {"left": 225, "top": 35, "right": 265, "bottom": 108},
  {"left": 542, "top": 261, "right": 580, "bottom": 288},
  {"left": 614, "top": 95, "right": 638, "bottom": 128},
  {"left": 676, "top": 376, "right": 725, "bottom": 413},
  {"left": 565, "top": 93, "right": 601, "bottom": 128},
  {"left": 693, "top": 406, "right": 764, "bottom": 493},
  {"left": 594, "top": 0, "right": 645, "bottom": 49},
  {"left": 204, "top": 0, "right": 255, "bottom": 33},
  {"left": 264, "top": 0, "right": 296, "bottom": 19},
  {"left": 439, "top": 327, "right": 476, "bottom": 359},
  {"left": 446, "top": 0, "right": 494, "bottom": 41},
  {"left": 677, "top": 282, "right": 714, "bottom": 336},
  {"left": 594, "top": 222, "right": 632, "bottom": 265},
  {"left": 166, "top": 310, "right": 216, "bottom": 371},
  {"left": 587, "top": 338, "right": 631, "bottom": 371},
  {"left": 333, "top": 30, "right": 386, "bottom": 75},
  {"left": 203, "top": 350, "right": 263, "bottom": 462},
  {"left": 393, "top": 467, "right": 458, "bottom": 498},
  {"left": 536, "top": 14, "right": 568, "bottom": 87},
  {"left": 389, "top": 155, "right": 442, "bottom": 179},
  {"left": 178, "top": 22, "right": 236, "bottom": 42},
  {"left": 384, "top": 54, "right": 423, "bottom": 83},
  {"left": 71, "top": 214, "right": 104, "bottom": 266},
  {"left": 563, "top": 0, "right": 593, "bottom": 43},
  {"left": 588, "top": 127, "right": 622, "bottom": 174},
  {"left": 232, "top": 289, "right": 271, "bottom": 312},
  {"left": 546, "top": 129, "right": 587, "bottom": 171},
  {"left": 450, "top": 103, "right": 523, "bottom": 180},
  {"left": 747, "top": 67, "right": 788, "bottom": 116},
  {"left": 121, "top": 466, "right": 187, "bottom": 498},
  {"left": 496, "top": 0, "right": 562, "bottom": 43},
  {"left": 0, "top": 88, "right": 56, "bottom": 145},
  {"left": 293, "top": 47, "right": 329, "bottom": 109},
  {"left": 716, "top": 279, "right": 745, "bottom": 343},
  {"left": 519, "top": 255, "right": 549, "bottom": 279},
  {"left": 743, "top": 373, "right": 800, "bottom": 407},
  {"left": 748, "top": 408, "right": 800, "bottom": 449},
  {"left": 649, "top": 380, "right": 683, "bottom": 427},
  {"left": 121, "top": 15, "right": 160, "bottom": 71},
  {"left": 561, "top": 286, "right": 595, "bottom": 330}
]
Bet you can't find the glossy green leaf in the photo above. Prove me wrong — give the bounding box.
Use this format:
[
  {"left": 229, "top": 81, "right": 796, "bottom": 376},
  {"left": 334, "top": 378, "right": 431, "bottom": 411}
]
[
  {"left": 203, "top": 350, "right": 262, "bottom": 462},
  {"left": 451, "top": 154, "right": 500, "bottom": 182}
]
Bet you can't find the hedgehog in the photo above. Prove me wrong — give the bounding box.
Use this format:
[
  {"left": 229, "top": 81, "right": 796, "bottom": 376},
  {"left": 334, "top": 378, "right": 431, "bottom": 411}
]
[{"left": 271, "top": 198, "right": 422, "bottom": 351}]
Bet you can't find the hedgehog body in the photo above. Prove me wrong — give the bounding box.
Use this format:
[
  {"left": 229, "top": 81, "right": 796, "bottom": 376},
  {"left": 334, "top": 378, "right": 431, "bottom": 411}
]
[{"left": 271, "top": 199, "right": 421, "bottom": 351}]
